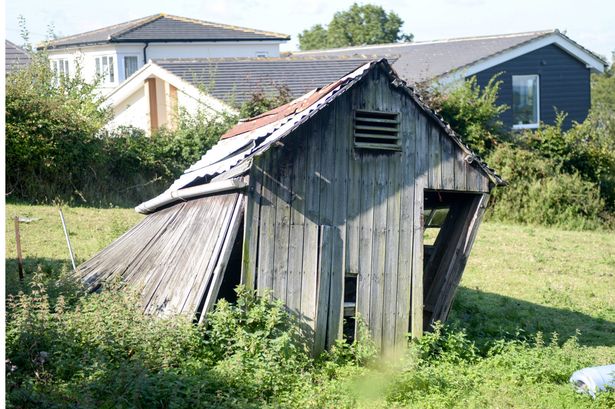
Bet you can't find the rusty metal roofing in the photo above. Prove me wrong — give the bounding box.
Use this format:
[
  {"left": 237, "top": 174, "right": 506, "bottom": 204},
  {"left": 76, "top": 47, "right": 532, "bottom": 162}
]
[
  {"left": 137, "top": 59, "right": 504, "bottom": 212},
  {"left": 41, "top": 13, "right": 289, "bottom": 50}
]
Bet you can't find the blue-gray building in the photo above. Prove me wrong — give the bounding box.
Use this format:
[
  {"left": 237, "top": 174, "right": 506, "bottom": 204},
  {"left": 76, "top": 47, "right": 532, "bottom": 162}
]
[{"left": 295, "top": 30, "right": 607, "bottom": 130}]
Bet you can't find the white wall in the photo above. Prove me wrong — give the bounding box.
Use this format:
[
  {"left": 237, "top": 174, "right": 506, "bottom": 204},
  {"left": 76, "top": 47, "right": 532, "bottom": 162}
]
[
  {"left": 48, "top": 40, "right": 282, "bottom": 94},
  {"left": 107, "top": 85, "right": 149, "bottom": 131}
]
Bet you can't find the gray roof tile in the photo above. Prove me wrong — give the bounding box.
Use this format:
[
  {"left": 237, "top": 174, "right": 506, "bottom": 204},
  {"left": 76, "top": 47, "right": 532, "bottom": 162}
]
[
  {"left": 5, "top": 40, "right": 31, "bottom": 73},
  {"left": 156, "top": 57, "right": 377, "bottom": 105},
  {"left": 293, "top": 31, "right": 556, "bottom": 83},
  {"left": 43, "top": 14, "right": 289, "bottom": 49}
]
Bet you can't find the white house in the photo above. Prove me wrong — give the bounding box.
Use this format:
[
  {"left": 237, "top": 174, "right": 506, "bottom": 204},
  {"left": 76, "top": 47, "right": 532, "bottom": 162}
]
[
  {"left": 104, "top": 56, "right": 372, "bottom": 134},
  {"left": 41, "top": 13, "right": 290, "bottom": 94}
]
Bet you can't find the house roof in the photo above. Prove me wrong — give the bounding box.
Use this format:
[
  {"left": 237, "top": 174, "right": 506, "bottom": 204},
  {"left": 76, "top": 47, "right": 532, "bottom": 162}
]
[
  {"left": 5, "top": 40, "right": 31, "bottom": 73},
  {"left": 155, "top": 56, "right": 376, "bottom": 105},
  {"left": 41, "top": 13, "right": 290, "bottom": 50},
  {"left": 293, "top": 30, "right": 607, "bottom": 83},
  {"left": 136, "top": 59, "right": 503, "bottom": 214}
]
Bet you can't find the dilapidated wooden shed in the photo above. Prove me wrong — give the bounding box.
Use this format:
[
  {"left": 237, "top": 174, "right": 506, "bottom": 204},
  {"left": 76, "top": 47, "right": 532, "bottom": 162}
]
[{"left": 80, "top": 59, "right": 504, "bottom": 353}]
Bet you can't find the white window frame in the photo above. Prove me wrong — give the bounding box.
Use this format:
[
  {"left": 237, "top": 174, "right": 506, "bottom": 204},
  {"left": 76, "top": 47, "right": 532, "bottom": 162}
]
[
  {"left": 51, "top": 59, "right": 70, "bottom": 75},
  {"left": 122, "top": 55, "right": 140, "bottom": 81},
  {"left": 95, "top": 55, "right": 116, "bottom": 84},
  {"left": 512, "top": 74, "right": 540, "bottom": 130}
]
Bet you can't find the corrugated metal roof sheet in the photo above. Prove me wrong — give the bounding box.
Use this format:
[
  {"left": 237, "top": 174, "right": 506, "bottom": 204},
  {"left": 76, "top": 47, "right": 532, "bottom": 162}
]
[
  {"left": 138, "top": 59, "right": 503, "bottom": 213},
  {"left": 42, "top": 13, "right": 289, "bottom": 49}
]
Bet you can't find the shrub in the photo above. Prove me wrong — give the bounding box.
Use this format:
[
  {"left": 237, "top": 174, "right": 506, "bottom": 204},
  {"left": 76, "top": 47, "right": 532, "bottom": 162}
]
[
  {"left": 486, "top": 144, "right": 606, "bottom": 229},
  {"left": 6, "top": 49, "right": 235, "bottom": 207},
  {"left": 423, "top": 75, "right": 509, "bottom": 157}
]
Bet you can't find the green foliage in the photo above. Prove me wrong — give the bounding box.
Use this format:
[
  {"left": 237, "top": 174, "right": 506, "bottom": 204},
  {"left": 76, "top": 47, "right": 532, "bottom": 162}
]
[
  {"left": 424, "top": 75, "right": 509, "bottom": 157},
  {"left": 486, "top": 144, "right": 606, "bottom": 229},
  {"left": 518, "top": 113, "right": 615, "bottom": 209},
  {"left": 298, "top": 3, "right": 413, "bottom": 50},
  {"left": 6, "top": 51, "right": 235, "bottom": 206},
  {"left": 591, "top": 60, "right": 615, "bottom": 112},
  {"left": 238, "top": 85, "right": 291, "bottom": 118}
]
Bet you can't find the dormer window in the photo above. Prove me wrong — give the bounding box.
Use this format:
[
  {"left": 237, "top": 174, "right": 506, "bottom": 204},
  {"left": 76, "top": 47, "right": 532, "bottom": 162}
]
[{"left": 95, "top": 56, "right": 115, "bottom": 84}]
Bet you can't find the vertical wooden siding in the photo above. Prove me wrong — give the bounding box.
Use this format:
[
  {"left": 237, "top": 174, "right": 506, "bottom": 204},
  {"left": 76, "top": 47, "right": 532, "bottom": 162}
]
[{"left": 242, "top": 65, "right": 491, "bottom": 352}]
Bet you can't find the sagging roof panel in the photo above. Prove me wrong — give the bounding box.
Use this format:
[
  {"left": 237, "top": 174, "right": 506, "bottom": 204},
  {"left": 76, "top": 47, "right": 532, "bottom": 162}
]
[{"left": 79, "top": 192, "right": 244, "bottom": 318}]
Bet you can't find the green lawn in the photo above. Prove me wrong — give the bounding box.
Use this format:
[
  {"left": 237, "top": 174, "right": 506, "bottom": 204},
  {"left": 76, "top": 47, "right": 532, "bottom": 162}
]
[{"left": 5, "top": 203, "right": 615, "bottom": 408}]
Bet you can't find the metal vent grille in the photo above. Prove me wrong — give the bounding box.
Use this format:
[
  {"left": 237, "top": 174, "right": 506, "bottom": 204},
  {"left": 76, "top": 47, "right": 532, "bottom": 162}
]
[{"left": 353, "top": 110, "right": 401, "bottom": 151}]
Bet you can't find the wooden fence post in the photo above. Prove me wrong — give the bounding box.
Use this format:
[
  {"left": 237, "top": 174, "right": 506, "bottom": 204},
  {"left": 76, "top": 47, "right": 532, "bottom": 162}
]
[{"left": 14, "top": 216, "right": 24, "bottom": 281}]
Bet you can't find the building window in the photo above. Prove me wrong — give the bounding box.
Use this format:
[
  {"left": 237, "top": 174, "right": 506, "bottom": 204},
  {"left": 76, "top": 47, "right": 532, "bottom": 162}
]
[
  {"left": 51, "top": 59, "right": 70, "bottom": 79},
  {"left": 95, "top": 56, "right": 115, "bottom": 84},
  {"left": 124, "top": 56, "right": 139, "bottom": 79},
  {"left": 512, "top": 75, "right": 540, "bottom": 129},
  {"left": 255, "top": 51, "right": 269, "bottom": 58}
]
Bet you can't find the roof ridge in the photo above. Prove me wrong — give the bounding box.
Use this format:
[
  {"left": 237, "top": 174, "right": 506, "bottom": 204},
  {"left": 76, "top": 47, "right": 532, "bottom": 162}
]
[
  {"left": 294, "top": 29, "right": 556, "bottom": 54},
  {"left": 110, "top": 14, "right": 166, "bottom": 40},
  {"left": 163, "top": 14, "right": 290, "bottom": 40},
  {"left": 44, "top": 14, "right": 161, "bottom": 46},
  {"left": 154, "top": 56, "right": 375, "bottom": 64}
]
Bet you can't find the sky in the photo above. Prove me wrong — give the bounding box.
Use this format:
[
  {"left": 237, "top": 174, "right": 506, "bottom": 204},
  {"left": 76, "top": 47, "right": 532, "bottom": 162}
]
[{"left": 5, "top": 0, "right": 615, "bottom": 63}]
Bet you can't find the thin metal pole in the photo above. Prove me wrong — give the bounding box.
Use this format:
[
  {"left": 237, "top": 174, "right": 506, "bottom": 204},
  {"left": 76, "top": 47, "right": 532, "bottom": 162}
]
[
  {"left": 59, "top": 208, "right": 77, "bottom": 272},
  {"left": 14, "top": 216, "right": 24, "bottom": 281}
]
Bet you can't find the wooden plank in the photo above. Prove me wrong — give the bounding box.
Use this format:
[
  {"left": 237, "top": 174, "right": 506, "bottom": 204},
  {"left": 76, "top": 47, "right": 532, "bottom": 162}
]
[
  {"left": 428, "top": 124, "right": 442, "bottom": 190},
  {"left": 272, "top": 152, "right": 292, "bottom": 303},
  {"left": 433, "top": 194, "right": 489, "bottom": 322},
  {"left": 382, "top": 152, "right": 401, "bottom": 352},
  {"left": 200, "top": 195, "right": 245, "bottom": 321},
  {"left": 287, "top": 128, "right": 308, "bottom": 315},
  {"left": 369, "top": 156, "right": 388, "bottom": 349},
  {"left": 356, "top": 154, "right": 375, "bottom": 338},
  {"left": 241, "top": 164, "right": 262, "bottom": 289},
  {"left": 394, "top": 99, "right": 417, "bottom": 349},
  {"left": 440, "top": 133, "right": 455, "bottom": 190},
  {"left": 328, "top": 92, "right": 350, "bottom": 345},
  {"left": 301, "top": 115, "right": 323, "bottom": 342},
  {"left": 314, "top": 225, "right": 334, "bottom": 356},
  {"left": 256, "top": 151, "right": 277, "bottom": 298},
  {"left": 454, "top": 144, "right": 467, "bottom": 191},
  {"left": 411, "top": 112, "right": 429, "bottom": 339},
  {"left": 301, "top": 223, "right": 319, "bottom": 340}
]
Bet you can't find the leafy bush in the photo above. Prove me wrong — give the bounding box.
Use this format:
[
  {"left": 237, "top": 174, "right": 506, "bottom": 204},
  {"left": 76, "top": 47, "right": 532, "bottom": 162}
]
[
  {"left": 6, "top": 51, "right": 235, "bottom": 206},
  {"left": 238, "top": 86, "right": 292, "bottom": 118},
  {"left": 423, "top": 75, "right": 509, "bottom": 157},
  {"left": 519, "top": 113, "right": 615, "bottom": 210},
  {"left": 486, "top": 144, "right": 606, "bottom": 229}
]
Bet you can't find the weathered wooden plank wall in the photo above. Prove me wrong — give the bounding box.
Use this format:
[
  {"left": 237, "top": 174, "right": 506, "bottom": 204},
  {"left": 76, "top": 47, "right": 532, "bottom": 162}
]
[{"left": 242, "top": 64, "right": 492, "bottom": 352}]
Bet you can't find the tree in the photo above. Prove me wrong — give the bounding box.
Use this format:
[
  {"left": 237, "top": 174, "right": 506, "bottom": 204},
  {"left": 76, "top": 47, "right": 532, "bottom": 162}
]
[{"left": 298, "top": 3, "right": 413, "bottom": 50}]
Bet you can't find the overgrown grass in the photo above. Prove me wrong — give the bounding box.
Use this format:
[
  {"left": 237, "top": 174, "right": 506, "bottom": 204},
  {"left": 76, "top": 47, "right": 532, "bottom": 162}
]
[{"left": 5, "top": 204, "right": 615, "bottom": 408}]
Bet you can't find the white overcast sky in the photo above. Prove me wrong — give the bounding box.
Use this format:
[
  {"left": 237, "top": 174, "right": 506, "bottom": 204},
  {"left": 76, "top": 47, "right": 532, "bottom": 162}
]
[{"left": 5, "top": 0, "right": 615, "bottom": 63}]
